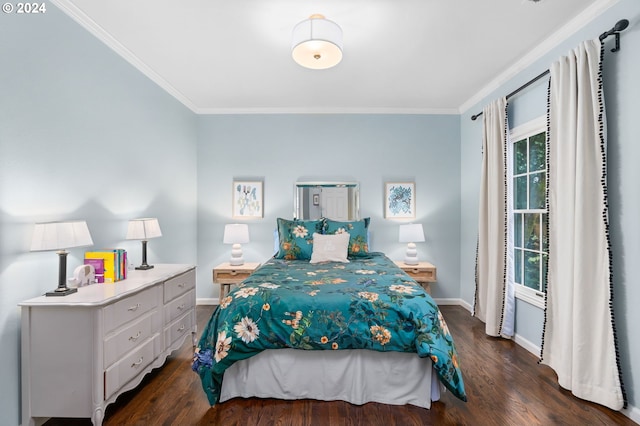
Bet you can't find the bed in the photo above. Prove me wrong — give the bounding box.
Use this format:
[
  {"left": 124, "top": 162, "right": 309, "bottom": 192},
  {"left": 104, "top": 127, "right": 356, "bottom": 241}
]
[{"left": 192, "top": 218, "right": 467, "bottom": 408}]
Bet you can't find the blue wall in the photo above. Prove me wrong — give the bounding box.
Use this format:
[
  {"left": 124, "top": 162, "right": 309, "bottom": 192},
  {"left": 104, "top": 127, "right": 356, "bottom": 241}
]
[
  {"left": 460, "top": 0, "right": 640, "bottom": 415},
  {"left": 196, "top": 114, "right": 462, "bottom": 301},
  {"left": 0, "top": 7, "right": 198, "bottom": 426}
]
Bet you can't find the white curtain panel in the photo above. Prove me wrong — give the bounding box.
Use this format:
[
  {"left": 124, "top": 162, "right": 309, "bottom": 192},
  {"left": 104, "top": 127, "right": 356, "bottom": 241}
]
[
  {"left": 541, "top": 39, "right": 625, "bottom": 410},
  {"left": 475, "top": 97, "right": 514, "bottom": 338}
]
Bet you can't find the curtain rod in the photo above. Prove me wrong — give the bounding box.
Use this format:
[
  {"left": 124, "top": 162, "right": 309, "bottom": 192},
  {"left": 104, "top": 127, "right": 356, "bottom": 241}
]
[{"left": 470, "top": 18, "right": 629, "bottom": 121}]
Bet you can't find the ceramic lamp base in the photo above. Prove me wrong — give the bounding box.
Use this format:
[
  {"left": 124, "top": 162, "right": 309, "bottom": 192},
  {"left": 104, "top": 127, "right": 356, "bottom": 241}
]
[
  {"left": 229, "top": 243, "right": 245, "bottom": 266},
  {"left": 404, "top": 242, "right": 419, "bottom": 265}
]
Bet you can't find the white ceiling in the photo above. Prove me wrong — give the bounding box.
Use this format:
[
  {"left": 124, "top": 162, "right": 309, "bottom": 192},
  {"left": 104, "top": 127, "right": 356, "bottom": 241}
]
[{"left": 51, "top": 0, "right": 616, "bottom": 114}]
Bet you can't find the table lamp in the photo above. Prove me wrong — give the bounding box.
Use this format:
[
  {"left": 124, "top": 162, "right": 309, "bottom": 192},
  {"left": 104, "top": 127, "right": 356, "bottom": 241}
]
[
  {"left": 30, "top": 220, "right": 94, "bottom": 296},
  {"left": 399, "top": 223, "right": 425, "bottom": 265},
  {"left": 223, "top": 224, "right": 250, "bottom": 266},
  {"left": 126, "top": 218, "right": 162, "bottom": 270}
]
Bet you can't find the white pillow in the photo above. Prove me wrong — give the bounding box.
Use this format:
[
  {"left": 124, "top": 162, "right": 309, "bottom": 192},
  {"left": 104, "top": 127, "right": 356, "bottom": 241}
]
[{"left": 309, "top": 232, "right": 350, "bottom": 264}]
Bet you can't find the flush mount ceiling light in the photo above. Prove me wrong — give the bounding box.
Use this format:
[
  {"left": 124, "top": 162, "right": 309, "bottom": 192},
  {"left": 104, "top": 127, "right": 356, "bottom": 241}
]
[{"left": 292, "top": 14, "right": 343, "bottom": 70}]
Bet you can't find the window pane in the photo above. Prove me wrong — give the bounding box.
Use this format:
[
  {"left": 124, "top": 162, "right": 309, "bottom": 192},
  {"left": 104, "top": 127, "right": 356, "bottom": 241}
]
[
  {"left": 524, "top": 213, "right": 540, "bottom": 250},
  {"left": 514, "top": 139, "right": 527, "bottom": 174},
  {"left": 515, "top": 176, "right": 527, "bottom": 210},
  {"left": 524, "top": 251, "right": 541, "bottom": 290},
  {"left": 510, "top": 125, "right": 547, "bottom": 295},
  {"left": 514, "top": 214, "right": 523, "bottom": 248},
  {"left": 529, "top": 132, "right": 546, "bottom": 172},
  {"left": 529, "top": 172, "right": 546, "bottom": 209},
  {"left": 515, "top": 248, "right": 523, "bottom": 285}
]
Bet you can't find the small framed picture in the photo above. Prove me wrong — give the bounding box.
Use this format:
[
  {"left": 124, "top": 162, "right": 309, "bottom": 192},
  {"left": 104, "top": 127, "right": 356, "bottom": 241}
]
[
  {"left": 313, "top": 194, "right": 320, "bottom": 206},
  {"left": 232, "top": 181, "right": 263, "bottom": 218},
  {"left": 385, "top": 182, "right": 416, "bottom": 219}
]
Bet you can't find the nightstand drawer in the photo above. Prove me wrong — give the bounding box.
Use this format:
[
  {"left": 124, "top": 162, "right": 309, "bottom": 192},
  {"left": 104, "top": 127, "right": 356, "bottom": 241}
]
[
  {"left": 214, "top": 270, "right": 251, "bottom": 283},
  {"left": 213, "top": 262, "right": 260, "bottom": 298},
  {"left": 393, "top": 261, "right": 437, "bottom": 285},
  {"left": 403, "top": 268, "right": 436, "bottom": 282},
  {"left": 213, "top": 268, "right": 254, "bottom": 284}
]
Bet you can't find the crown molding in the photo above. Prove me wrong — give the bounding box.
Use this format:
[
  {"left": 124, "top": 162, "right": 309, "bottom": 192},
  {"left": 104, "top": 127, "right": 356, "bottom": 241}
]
[
  {"left": 458, "top": 0, "right": 619, "bottom": 115},
  {"left": 51, "top": 0, "right": 200, "bottom": 113},
  {"left": 193, "top": 106, "right": 460, "bottom": 115}
]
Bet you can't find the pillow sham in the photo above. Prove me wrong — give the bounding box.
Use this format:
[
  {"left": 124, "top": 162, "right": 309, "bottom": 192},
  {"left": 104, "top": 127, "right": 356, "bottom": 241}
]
[
  {"left": 323, "top": 218, "right": 370, "bottom": 257},
  {"left": 309, "top": 232, "right": 350, "bottom": 264},
  {"left": 275, "top": 218, "right": 324, "bottom": 260}
]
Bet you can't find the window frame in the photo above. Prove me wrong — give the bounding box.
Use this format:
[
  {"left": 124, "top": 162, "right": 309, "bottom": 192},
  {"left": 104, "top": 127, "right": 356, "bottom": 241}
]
[{"left": 509, "top": 116, "right": 547, "bottom": 309}]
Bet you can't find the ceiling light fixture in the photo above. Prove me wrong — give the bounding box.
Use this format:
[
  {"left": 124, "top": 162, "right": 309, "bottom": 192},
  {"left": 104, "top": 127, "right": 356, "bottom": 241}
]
[{"left": 292, "top": 14, "right": 343, "bottom": 70}]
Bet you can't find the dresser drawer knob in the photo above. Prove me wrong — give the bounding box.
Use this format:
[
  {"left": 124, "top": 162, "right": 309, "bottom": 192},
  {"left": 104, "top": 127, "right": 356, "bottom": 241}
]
[
  {"left": 178, "top": 283, "right": 186, "bottom": 288},
  {"left": 177, "top": 303, "right": 185, "bottom": 311},
  {"left": 177, "top": 325, "right": 185, "bottom": 332},
  {"left": 230, "top": 271, "right": 238, "bottom": 276},
  {"left": 129, "top": 331, "right": 142, "bottom": 342},
  {"left": 131, "top": 357, "right": 144, "bottom": 368},
  {"left": 127, "top": 303, "right": 141, "bottom": 312}
]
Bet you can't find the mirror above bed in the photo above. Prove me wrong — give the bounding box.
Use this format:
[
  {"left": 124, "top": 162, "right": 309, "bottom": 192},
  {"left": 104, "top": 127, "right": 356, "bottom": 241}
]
[{"left": 294, "top": 181, "right": 360, "bottom": 221}]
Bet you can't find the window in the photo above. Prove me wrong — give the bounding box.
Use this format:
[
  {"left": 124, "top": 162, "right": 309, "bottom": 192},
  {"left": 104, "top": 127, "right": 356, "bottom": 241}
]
[{"left": 510, "top": 117, "right": 547, "bottom": 308}]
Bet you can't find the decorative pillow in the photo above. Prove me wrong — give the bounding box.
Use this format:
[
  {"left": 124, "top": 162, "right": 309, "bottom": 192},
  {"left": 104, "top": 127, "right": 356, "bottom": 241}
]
[
  {"left": 275, "top": 218, "right": 324, "bottom": 260},
  {"left": 310, "top": 232, "right": 350, "bottom": 264},
  {"left": 323, "top": 218, "right": 370, "bottom": 257}
]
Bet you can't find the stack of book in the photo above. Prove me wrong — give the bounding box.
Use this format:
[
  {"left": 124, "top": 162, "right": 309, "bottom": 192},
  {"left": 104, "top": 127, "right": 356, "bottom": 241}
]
[{"left": 84, "top": 249, "right": 127, "bottom": 283}]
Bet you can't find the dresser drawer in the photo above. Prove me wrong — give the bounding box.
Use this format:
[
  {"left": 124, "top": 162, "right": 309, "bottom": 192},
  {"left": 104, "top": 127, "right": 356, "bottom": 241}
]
[
  {"left": 164, "top": 268, "right": 196, "bottom": 303},
  {"left": 103, "top": 286, "right": 160, "bottom": 335},
  {"left": 104, "top": 311, "right": 160, "bottom": 369},
  {"left": 104, "top": 334, "right": 158, "bottom": 400},
  {"left": 164, "top": 289, "right": 194, "bottom": 324},
  {"left": 164, "top": 310, "right": 193, "bottom": 348}
]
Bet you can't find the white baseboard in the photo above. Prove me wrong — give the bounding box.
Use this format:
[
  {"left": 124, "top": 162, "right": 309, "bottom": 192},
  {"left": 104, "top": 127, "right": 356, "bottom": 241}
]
[
  {"left": 622, "top": 405, "right": 640, "bottom": 424},
  {"left": 197, "top": 297, "right": 218, "bottom": 305},
  {"left": 433, "top": 297, "right": 472, "bottom": 313},
  {"left": 513, "top": 334, "right": 541, "bottom": 357}
]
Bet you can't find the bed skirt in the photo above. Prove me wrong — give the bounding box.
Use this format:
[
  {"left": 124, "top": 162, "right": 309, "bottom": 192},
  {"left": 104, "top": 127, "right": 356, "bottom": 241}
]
[{"left": 220, "top": 348, "right": 441, "bottom": 409}]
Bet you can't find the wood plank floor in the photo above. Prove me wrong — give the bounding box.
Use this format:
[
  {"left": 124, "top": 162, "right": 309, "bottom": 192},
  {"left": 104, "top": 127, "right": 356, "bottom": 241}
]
[{"left": 44, "top": 305, "right": 635, "bottom": 426}]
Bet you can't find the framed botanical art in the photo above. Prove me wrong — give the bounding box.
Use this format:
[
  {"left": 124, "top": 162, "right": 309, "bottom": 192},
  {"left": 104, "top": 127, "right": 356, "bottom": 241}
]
[
  {"left": 232, "top": 180, "right": 263, "bottom": 218},
  {"left": 385, "top": 182, "right": 416, "bottom": 219}
]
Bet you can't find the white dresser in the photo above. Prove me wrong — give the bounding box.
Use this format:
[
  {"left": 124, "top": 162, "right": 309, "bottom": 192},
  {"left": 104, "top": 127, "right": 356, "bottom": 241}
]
[{"left": 19, "top": 264, "right": 197, "bottom": 426}]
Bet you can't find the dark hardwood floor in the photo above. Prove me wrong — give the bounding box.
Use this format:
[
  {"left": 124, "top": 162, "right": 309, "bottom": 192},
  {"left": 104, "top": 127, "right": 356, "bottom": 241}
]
[{"left": 44, "top": 305, "right": 635, "bottom": 426}]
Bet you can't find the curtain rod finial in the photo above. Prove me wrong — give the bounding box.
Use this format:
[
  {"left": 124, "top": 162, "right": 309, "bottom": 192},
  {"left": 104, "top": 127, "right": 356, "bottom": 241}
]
[{"left": 614, "top": 19, "right": 629, "bottom": 32}]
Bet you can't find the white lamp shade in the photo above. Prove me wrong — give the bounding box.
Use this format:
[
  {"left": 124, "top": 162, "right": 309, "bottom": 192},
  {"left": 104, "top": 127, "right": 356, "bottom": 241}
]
[
  {"left": 292, "top": 14, "right": 343, "bottom": 70},
  {"left": 223, "top": 224, "right": 250, "bottom": 244},
  {"left": 126, "top": 218, "right": 162, "bottom": 240},
  {"left": 30, "top": 220, "right": 94, "bottom": 251},
  {"left": 399, "top": 223, "right": 425, "bottom": 243}
]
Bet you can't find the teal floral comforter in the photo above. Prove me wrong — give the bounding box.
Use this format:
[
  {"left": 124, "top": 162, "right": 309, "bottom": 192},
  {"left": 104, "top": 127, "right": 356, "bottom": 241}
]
[{"left": 192, "top": 253, "right": 467, "bottom": 405}]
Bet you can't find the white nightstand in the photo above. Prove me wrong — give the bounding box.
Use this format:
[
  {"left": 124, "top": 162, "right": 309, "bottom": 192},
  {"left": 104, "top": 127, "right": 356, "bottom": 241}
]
[
  {"left": 394, "top": 260, "right": 437, "bottom": 294},
  {"left": 213, "top": 262, "right": 260, "bottom": 299}
]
